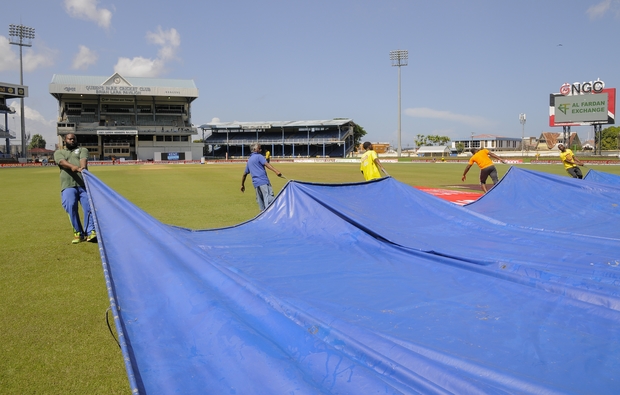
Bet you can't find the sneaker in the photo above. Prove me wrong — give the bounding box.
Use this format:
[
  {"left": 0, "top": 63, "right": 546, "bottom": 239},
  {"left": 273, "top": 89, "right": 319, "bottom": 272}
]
[
  {"left": 86, "top": 230, "right": 97, "bottom": 243},
  {"left": 72, "top": 232, "right": 84, "bottom": 244}
]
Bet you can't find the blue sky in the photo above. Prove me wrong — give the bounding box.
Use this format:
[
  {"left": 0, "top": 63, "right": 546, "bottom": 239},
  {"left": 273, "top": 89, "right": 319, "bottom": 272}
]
[{"left": 1, "top": 0, "right": 619, "bottom": 149}]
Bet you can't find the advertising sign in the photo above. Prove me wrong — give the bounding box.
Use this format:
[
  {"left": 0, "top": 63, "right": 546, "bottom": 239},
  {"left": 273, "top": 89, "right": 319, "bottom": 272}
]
[
  {"left": 553, "top": 93, "right": 608, "bottom": 123},
  {"left": 0, "top": 83, "right": 28, "bottom": 98},
  {"left": 549, "top": 80, "right": 615, "bottom": 126}
]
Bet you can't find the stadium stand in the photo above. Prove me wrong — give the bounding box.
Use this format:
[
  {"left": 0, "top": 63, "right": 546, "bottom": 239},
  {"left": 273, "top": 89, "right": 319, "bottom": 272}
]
[
  {"left": 0, "top": 82, "right": 21, "bottom": 157},
  {"left": 201, "top": 119, "right": 356, "bottom": 158},
  {"left": 49, "top": 73, "right": 200, "bottom": 160}
]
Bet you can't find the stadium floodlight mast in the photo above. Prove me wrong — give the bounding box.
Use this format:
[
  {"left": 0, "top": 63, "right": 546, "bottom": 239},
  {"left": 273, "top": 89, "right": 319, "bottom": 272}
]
[
  {"left": 390, "top": 49, "right": 408, "bottom": 157},
  {"left": 9, "top": 23, "right": 35, "bottom": 158},
  {"left": 519, "top": 113, "right": 526, "bottom": 156}
]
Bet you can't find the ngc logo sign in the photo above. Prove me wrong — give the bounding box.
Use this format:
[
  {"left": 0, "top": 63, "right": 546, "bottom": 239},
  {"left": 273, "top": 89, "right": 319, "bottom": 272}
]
[{"left": 560, "top": 79, "right": 605, "bottom": 96}]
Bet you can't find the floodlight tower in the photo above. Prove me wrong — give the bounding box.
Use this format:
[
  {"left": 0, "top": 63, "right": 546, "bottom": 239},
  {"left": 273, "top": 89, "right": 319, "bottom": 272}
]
[
  {"left": 519, "top": 113, "right": 526, "bottom": 157},
  {"left": 390, "top": 50, "right": 408, "bottom": 157},
  {"left": 9, "top": 23, "right": 35, "bottom": 158}
]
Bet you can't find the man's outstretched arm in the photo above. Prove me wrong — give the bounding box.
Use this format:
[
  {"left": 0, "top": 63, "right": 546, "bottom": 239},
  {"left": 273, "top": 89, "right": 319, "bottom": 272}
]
[
  {"left": 462, "top": 164, "right": 472, "bottom": 181},
  {"left": 488, "top": 152, "right": 506, "bottom": 163},
  {"left": 241, "top": 173, "right": 247, "bottom": 192},
  {"left": 265, "top": 163, "right": 283, "bottom": 177}
]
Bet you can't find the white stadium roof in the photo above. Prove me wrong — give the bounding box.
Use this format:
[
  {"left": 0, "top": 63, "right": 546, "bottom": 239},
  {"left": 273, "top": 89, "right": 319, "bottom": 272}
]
[
  {"left": 50, "top": 73, "right": 197, "bottom": 89},
  {"left": 416, "top": 145, "right": 451, "bottom": 153},
  {"left": 49, "top": 73, "right": 198, "bottom": 99},
  {"left": 201, "top": 119, "right": 354, "bottom": 130}
]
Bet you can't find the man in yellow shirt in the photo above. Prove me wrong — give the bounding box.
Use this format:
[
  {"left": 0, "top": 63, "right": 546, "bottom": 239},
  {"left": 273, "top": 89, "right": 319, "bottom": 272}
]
[
  {"left": 558, "top": 143, "right": 584, "bottom": 179},
  {"left": 360, "top": 142, "right": 388, "bottom": 181},
  {"left": 461, "top": 148, "right": 506, "bottom": 193}
]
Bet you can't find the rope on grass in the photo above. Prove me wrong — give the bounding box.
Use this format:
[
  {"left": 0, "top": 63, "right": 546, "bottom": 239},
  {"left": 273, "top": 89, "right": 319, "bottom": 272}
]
[{"left": 105, "top": 307, "right": 121, "bottom": 349}]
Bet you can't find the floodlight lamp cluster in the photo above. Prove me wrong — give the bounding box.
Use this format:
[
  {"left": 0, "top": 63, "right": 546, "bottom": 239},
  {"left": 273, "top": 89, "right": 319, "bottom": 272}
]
[
  {"left": 390, "top": 50, "right": 408, "bottom": 66},
  {"left": 9, "top": 24, "right": 35, "bottom": 47}
]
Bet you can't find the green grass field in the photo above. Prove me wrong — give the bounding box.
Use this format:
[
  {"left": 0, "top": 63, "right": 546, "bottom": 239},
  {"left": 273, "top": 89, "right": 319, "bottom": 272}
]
[{"left": 1, "top": 161, "right": 619, "bottom": 393}]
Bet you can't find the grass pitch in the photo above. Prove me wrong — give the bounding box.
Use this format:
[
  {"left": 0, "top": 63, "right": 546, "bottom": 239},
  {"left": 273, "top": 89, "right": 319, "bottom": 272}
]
[{"left": 0, "top": 161, "right": 618, "bottom": 393}]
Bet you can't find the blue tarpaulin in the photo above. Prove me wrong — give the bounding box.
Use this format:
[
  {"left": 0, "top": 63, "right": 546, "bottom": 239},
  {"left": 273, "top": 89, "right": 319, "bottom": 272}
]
[
  {"left": 584, "top": 168, "right": 620, "bottom": 185},
  {"left": 83, "top": 167, "right": 620, "bottom": 394},
  {"left": 466, "top": 167, "right": 620, "bottom": 239}
]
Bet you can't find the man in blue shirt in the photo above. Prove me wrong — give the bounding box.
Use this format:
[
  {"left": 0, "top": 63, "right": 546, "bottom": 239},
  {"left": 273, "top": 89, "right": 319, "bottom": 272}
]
[{"left": 241, "top": 143, "right": 284, "bottom": 210}]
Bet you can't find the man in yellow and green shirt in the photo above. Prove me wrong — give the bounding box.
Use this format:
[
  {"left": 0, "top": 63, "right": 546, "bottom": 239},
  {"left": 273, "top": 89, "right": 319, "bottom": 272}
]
[
  {"left": 558, "top": 143, "right": 584, "bottom": 179},
  {"left": 360, "top": 142, "right": 387, "bottom": 181}
]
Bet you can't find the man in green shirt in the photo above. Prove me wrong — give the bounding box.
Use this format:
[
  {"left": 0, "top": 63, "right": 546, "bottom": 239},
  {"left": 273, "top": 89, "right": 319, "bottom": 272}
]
[{"left": 53, "top": 133, "right": 96, "bottom": 244}]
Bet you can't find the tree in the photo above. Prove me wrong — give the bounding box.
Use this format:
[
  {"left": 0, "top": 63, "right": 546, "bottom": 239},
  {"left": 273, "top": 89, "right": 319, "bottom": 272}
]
[
  {"left": 455, "top": 142, "right": 465, "bottom": 154},
  {"left": 436, "top": 136, "right": 451, "bottom": 146},
  {"left": 427, "top": 135, "right": 450, "bottom": 146},
  {"left": 415, "top": 134, "right": 451, "bottom": 147},
  {"left": 333, "top": 119, "right": 366, "bottom": 151},
  {"left": 414, "top": 134, "right": 428, "bottom": 148},
  {"left": 352, "top": 123, "right": 367, "bottom": 150},
  {"left": 28, "top": 134, "right": 46, "bottom": 149},
  {"left": 600, "top": 126, "right": 620, "bottom": 150}
]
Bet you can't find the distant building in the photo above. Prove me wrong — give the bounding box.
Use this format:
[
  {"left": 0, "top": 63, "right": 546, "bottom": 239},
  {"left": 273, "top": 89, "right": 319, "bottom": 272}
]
[
  {"left": 49, "top": 73, "right": 200, "bottom": 161},
  {"left": 523, "top": 136, "right": 538, "bottom": 152},
  {"left": 358, "top": 142, "right": 389, "bottom": 154},
  {"left": 536, "top": 132, "right": 581, "bottom": 151},
  {"left": 416, "top": 146, "right": 451, "bottom": 157},
  {"left": 202, "top": 119, "right": 356, "bottom": 158},
  {"left": 0, "top": 81, "right": 21, "bottom": 157},
  {"left": 452, "top": 134, "right": 522, "bottom": 152}
]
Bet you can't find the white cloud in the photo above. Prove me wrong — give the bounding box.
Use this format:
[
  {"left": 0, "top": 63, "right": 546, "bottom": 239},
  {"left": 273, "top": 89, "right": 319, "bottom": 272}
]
[
  {"left": 22, "top": 47, "right": 56, "bottom": 72},
  {"left": 0, "top": 36, "right": 19, "bottom": 72},
  {"left": 7, "top": 101, "right": 58, "bottom": 149},
  {"left": 0, "top": 36, "right": 55, "bottom": 72},
  {"left": 114, "top": 56, "right": 165, "bottom": 77},
  {"left": 405, "top": 107, "right": 496, "bottom": 129},
  {"left": 147, "top": 27, "right": 181, "bottom": 61},
  {"left": 64, "top": 0, "right": 113, "bottom": 28},
  {"left": 211, "top": 117, "right": 221, "bottom": 123},
  {"left": 587, "top": 0, "right": 620, "bottom": 19},
  {"left": 587, "top": 0, "right": 612, "bottom": 19},
  {"left": 72, "top": 45, "right": 98, "bottom": 70},
  {"left": 114, "top": 27, "right": 181, "bottom": 77},
  {"left": 9, "top": 101, "right": 56, "bottom": 127}
]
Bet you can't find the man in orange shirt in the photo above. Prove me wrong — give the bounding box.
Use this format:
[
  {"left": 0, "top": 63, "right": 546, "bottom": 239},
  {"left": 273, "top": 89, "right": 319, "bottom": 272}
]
[{"left": 461, "top": 148, "right": 506, "bottom": 193}]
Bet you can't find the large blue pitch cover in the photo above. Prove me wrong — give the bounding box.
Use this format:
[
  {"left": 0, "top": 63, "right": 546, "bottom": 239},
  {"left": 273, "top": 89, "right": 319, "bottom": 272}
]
[
  {"left": 466, "top": 167, "right": 620, "bottom": 240},
  {"left": 83, "top": 169, "right": 620, "bottom": 395},
  {"left": 584, "top": 168, "right": 620, "bottom": 185}
]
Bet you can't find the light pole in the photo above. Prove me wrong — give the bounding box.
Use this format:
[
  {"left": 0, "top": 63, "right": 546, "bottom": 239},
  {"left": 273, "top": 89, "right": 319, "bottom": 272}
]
[
  {"left": 519, "top": 113, "right": 526, "bottom": 157},
  {"left": 9, "top": 24, "right": 35, "bottom": 159},
  {"left": 390, "top": 49, "right": 408, "bottom": 157}
]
